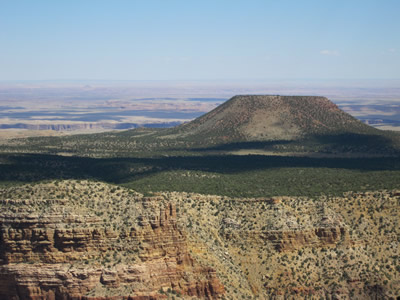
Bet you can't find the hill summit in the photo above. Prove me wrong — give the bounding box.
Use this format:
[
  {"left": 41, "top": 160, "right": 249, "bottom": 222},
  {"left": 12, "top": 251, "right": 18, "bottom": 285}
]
[{"left": 165, "top": 95, "right": 376, "bottom": 143}]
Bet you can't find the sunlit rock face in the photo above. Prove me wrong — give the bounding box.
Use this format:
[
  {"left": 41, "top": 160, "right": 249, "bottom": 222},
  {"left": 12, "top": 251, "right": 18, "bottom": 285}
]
[{"left": 0, "top": 181, "right": 224, "bottom": 299}]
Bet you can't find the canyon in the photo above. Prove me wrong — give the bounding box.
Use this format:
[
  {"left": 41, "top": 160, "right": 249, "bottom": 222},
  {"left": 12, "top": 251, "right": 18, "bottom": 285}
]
[{"left": 0, "top": 180, "right": 399, "bottom": 299}]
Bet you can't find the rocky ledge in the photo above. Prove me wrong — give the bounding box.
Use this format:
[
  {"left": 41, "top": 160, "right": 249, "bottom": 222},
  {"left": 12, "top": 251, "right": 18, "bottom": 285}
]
[{"left": 0, "top": 181, "right": 224, "bottom": 299}]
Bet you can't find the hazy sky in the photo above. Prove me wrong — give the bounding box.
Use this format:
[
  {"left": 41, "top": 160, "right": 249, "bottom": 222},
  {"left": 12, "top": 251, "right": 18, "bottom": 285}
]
[{"left": 1, "top": 0, "right": 399, "bottom": 80}]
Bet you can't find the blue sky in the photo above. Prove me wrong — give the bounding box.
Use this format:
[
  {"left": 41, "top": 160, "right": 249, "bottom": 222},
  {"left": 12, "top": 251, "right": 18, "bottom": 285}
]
[{"left": 0, "top": 0, "right": 399, "bottom": 80}]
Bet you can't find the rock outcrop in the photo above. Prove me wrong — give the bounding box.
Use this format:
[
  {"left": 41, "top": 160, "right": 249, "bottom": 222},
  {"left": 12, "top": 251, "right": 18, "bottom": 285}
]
[
  {"left": 1, "top": 181, "right": 399, "bottom": 299},
  {"left": 0, "top": 182, "right": 224, "bottom": 299},
  {"left": 166, "top": 191, "right": 400, "bottom": 299}
]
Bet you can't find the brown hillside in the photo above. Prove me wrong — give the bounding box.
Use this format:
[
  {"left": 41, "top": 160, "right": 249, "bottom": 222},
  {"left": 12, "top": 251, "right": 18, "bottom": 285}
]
[{"left": 163, "top": 95, "right": 378, "bottom": 143}]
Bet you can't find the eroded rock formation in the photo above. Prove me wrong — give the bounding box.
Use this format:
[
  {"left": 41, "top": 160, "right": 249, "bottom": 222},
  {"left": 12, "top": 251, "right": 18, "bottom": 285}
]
[
  {"left": 0, "top": 183, "right": 224, "bottom": 300},
  {"left": 1, "top": 181, "right": 399, "bottom": 299}
]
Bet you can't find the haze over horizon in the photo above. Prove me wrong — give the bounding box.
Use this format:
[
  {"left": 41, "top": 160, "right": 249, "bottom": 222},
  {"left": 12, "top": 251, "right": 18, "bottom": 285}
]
[{"left": 1, "top": 0, "right": 399, "bottom": 81}]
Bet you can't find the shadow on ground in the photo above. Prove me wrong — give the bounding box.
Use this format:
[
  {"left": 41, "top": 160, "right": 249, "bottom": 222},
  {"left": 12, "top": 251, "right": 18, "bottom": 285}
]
[{"left": 0, "top": 152, "right": 399, "bottom": 185}]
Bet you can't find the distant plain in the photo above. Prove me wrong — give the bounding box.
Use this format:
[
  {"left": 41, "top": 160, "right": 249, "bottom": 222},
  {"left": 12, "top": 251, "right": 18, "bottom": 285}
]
[{"left": 0, "top": 80, "right": 399, "bottom": 139}]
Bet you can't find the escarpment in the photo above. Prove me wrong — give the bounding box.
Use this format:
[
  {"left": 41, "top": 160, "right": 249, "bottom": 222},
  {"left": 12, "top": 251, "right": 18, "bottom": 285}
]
[
  {"left": 168, "top": 192, "right": 400, "bottom": 299},
  {"left": 1, "top": 181, "right": 399, "bottom": 299},
  {"left": 0, "top": 181, "right": 224, "bottom": 299}
]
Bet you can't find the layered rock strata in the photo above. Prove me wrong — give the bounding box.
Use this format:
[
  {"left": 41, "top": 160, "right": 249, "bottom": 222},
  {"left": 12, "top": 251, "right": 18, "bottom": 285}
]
[{"left": 0, "top": 183, "right": 224, "bottom": 300}]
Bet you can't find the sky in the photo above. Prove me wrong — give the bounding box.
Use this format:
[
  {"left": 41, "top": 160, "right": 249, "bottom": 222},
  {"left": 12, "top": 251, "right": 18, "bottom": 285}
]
[{"left": 0, "top": 0, "right": 399, "bottom": 81}]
